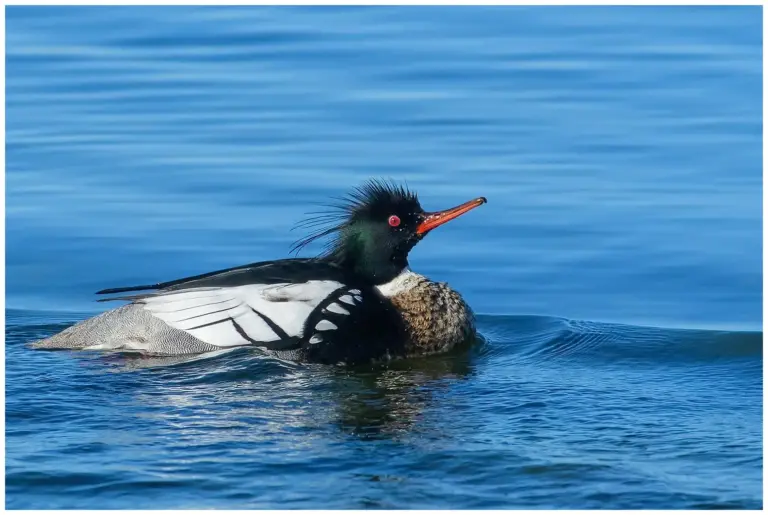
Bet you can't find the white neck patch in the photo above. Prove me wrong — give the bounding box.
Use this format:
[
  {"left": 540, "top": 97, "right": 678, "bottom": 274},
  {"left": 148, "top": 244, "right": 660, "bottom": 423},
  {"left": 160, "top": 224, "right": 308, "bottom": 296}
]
[{"left": 376, "top": 268, "right": 424, "bottom": 297}]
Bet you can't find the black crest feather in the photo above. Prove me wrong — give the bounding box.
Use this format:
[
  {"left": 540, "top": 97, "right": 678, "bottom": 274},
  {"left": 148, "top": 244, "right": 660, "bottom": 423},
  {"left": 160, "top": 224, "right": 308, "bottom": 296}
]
[{"left": 290, "top": 179, "right": 421, "bottom": 257}]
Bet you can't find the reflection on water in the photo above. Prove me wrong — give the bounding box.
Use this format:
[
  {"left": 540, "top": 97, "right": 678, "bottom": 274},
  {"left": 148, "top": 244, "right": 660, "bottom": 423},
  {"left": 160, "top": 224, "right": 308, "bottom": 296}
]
[
  {"left": 330, "top": 353, "right": 476, "bottom": 439},
  {"left": 98, "top": 345, "right": 478, "bottom": 442}
]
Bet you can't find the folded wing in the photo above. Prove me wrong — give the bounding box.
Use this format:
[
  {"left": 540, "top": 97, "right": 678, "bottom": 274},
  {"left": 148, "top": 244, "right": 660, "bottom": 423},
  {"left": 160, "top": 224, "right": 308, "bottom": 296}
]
[{"left": 109, "top": 280, "right": 346, "bottom": 350}]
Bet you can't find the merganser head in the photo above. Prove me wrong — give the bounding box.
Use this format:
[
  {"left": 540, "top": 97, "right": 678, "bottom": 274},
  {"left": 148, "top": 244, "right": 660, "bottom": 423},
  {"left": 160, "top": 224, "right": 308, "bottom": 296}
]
[{"left": 292, "top": 179, "right": 486, "bottom": 285}]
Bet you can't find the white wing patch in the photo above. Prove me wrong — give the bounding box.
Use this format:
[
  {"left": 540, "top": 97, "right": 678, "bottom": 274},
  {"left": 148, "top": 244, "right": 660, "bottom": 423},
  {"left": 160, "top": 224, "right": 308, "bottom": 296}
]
[
  {"left": 325, "top": 302, "right": 350, "bottom": 316},
  {"left": 136, "top": 280, "right": 344, "bottom": 349},
  {"left": 315, "top": 320, "right": 338, "bottom": 331}
]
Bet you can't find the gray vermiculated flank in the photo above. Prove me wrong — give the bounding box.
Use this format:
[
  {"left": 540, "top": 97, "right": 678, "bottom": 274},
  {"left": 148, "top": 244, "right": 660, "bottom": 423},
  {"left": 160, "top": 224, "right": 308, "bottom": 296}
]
[{"left": 29, "top": 304, "right": 221, "bottom": 355}]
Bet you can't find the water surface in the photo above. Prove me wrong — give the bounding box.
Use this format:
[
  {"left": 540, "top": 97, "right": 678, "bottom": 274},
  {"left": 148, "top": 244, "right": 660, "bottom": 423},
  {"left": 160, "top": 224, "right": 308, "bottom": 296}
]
[{"left": 6, "top": 6, "right": 762, "bottom": 509}]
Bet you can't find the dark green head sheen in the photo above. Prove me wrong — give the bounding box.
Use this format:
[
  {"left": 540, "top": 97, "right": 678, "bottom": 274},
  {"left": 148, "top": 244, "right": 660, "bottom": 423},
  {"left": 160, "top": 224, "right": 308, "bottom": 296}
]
[{"left": 291, "top": 180, "right": 487, "bottom": 285}]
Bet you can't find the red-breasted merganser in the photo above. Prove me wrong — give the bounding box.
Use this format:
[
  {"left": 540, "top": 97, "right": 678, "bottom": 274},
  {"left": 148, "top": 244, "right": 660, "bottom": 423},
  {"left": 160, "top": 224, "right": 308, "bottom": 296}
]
[{"left": 31, "top": 180, "right": 487, "bottom": 365}]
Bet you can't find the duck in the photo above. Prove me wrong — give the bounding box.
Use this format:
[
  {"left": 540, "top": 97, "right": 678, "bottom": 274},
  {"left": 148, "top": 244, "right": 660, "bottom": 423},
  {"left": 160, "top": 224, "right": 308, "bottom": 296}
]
[{"left": 31, "top": 180, "right": 487, "bottom": 365}]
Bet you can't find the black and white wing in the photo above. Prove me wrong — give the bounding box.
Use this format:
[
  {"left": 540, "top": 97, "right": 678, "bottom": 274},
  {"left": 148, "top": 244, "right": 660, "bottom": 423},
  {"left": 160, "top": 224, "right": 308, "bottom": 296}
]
[
  {"left": 97, "top": 258, "right": 408, "bottom": 363},
  {"left": 110, "top": 280, "right": 348, "bottom": 350}
]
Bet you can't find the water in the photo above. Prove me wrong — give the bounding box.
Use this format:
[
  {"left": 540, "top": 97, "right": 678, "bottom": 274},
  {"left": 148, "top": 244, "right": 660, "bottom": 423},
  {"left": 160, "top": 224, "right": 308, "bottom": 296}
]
[{"left": 5, "top": 6, "right": 762, "bottom": 509}]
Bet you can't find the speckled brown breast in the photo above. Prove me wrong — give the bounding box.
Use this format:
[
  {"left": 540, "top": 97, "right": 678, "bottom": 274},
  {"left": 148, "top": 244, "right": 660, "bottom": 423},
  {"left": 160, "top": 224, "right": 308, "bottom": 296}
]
[{"left": 386, "top": 277, "right": 476, "bottom": 355}]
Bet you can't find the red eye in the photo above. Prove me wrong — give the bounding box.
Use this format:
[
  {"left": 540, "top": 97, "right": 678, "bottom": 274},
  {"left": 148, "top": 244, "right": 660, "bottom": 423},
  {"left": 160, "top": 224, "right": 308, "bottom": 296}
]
[{"left": 388, "top": 215, "right": 401, "bottom": 227}]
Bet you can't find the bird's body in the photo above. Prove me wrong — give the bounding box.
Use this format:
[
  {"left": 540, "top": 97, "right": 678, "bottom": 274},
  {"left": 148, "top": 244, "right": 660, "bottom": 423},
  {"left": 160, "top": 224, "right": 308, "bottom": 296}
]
[
  {"left": 31, "top": 264, "right": 475, "bottom": 363},
  {"left": 31, "top": 181, "right": 485, "bottom": 365}
]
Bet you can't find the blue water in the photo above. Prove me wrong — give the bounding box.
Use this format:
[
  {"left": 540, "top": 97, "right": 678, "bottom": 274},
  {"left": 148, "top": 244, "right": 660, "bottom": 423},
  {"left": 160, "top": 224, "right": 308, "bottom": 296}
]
[{"left": 5, "top": 6, "right": 762, "bottom": 509}]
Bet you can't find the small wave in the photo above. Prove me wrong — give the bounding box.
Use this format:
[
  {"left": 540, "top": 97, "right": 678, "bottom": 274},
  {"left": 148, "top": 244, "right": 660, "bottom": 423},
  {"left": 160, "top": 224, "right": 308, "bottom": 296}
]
[
  {"left": 7, "top": 309, "right": 762, "bottom": 372},
  {"left": 476, "top": 314, "right": 762, "bottom": 365}
]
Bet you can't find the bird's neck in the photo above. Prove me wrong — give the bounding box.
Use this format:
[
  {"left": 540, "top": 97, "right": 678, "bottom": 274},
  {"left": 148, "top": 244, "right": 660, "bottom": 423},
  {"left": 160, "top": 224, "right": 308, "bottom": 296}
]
[
  {"left": 375, "top": 268, "right": 425, "bottom": 297},
  {"left": 325, "top": 246, "right": 408, "bottom": 285}
]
